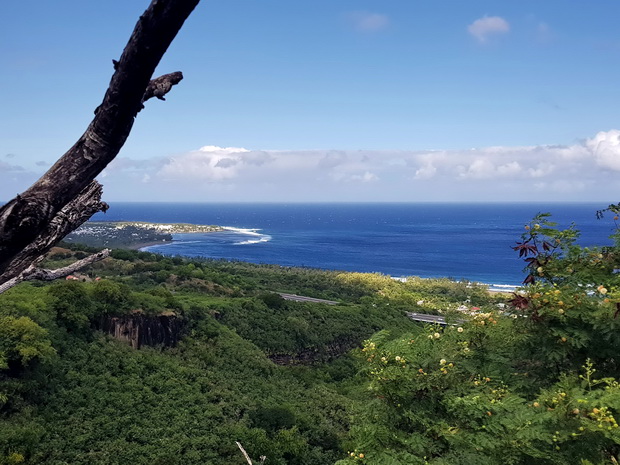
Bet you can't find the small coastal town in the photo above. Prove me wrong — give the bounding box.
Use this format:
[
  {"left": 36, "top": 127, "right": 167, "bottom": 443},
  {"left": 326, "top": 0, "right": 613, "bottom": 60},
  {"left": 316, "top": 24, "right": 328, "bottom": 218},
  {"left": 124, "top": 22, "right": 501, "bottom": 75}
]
[{"left": 63, "top": 221, "right": 224, "bottom": 248}]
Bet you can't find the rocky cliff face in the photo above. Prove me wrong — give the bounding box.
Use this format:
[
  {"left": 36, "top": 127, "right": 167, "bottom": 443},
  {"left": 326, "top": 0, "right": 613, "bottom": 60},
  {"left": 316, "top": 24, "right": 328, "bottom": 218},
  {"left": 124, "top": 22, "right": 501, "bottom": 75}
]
[{"left": 98, "top": 311, "right": 184, "bottom": 349}]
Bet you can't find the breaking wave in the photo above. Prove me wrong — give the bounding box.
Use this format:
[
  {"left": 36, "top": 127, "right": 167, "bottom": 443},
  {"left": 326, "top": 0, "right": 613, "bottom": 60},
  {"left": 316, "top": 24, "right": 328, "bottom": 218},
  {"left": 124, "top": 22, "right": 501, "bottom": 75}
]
[{"left": 222, "top": 226, "right": 272, "bottom": 245}]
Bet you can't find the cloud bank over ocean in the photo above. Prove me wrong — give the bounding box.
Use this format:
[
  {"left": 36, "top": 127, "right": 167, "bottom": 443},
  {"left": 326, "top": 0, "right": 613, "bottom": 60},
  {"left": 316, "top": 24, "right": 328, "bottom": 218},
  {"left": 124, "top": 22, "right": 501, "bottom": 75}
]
[{"left": 2, "top": 131, "right": 619, "bottom": 203}]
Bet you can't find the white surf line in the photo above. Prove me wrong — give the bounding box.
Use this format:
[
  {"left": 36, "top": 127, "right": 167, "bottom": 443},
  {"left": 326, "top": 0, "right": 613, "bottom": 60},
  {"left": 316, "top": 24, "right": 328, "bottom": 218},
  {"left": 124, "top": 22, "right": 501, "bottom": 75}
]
[{"left": 221, "top": 226, "right": 272, "bottom": 245}]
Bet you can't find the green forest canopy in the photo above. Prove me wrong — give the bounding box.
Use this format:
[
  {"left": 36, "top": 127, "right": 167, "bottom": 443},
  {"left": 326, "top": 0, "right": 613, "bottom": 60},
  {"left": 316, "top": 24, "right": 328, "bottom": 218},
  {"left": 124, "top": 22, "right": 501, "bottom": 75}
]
[{"left": 1, "top": 206, "right": 620, "bottom": 464}]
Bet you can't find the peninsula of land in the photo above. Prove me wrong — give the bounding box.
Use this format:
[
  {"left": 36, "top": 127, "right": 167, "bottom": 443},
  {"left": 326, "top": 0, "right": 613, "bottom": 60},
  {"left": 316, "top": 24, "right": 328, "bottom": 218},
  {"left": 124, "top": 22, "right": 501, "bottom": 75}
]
[{"left": 63, "top": 221, "right": 224, "bottom": 249}]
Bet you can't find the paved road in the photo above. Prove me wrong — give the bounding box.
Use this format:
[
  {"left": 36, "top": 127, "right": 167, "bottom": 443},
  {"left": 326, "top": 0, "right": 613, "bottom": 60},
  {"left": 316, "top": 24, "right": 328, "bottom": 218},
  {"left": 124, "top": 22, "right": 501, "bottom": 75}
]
[
  {"left": 405, "top": 312, "right": 450, "bottom": 325},
  {"left": 278, "top": 293, "right": 339, "bottom": 305},
  {"left": 276, "top": 296, "right": 462, "bottom": 327}
]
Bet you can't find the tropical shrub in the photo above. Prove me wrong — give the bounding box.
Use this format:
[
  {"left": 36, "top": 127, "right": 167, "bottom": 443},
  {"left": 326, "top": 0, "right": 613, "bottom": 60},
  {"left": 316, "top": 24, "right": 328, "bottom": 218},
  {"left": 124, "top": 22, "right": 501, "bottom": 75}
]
[{"left": 338, "top": 206, "right": 620, "bottom": 465}]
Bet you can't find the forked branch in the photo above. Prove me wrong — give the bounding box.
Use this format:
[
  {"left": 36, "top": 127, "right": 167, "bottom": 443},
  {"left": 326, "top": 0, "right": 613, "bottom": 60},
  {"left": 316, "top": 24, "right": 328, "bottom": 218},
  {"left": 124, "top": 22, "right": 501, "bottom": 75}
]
[
  {"left": 0, "top": 249, "right": 111, "bottom": 294},
  {"left": 0, "top": 0, "right": 200, "bottom": 287}
]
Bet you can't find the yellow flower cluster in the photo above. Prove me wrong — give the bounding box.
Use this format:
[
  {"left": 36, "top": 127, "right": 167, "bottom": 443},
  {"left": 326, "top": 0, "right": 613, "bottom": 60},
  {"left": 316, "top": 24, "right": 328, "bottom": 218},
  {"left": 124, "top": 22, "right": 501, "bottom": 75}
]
[
  {"left": 588, "top": 406, "right": 619, "bottom": 430},
  {"left": 361, "top": 341, "right": 376, "bottom": 352},
  {"left": 472, "top": 312, "right": 498, "bottom": 325},
  {"left": 472, "top": 376, "right": 492, "bottom": 386},
  {"left": 488, "top": 385, "right": 508, "bottom": 404},
  {"left": 530, "top": 286, "right": 582, "bottom": 317}
]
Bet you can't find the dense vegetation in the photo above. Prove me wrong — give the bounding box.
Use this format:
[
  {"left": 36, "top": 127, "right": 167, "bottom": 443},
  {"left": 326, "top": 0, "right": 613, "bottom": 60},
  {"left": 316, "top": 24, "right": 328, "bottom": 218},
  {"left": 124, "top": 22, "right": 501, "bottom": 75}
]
[
  {"left": 337, "top": 206, "right": 620, "bottom": 465},
  {"left": 1, "top": 206, "right": 620, "bottom": 464}
]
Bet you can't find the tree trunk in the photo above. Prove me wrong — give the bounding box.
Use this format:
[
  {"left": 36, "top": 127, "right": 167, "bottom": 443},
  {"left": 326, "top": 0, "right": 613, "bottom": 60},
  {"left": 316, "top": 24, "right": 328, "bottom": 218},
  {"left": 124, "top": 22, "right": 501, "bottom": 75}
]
[{"left": 0, "top": 0, "right": 200, "bottom": 286}]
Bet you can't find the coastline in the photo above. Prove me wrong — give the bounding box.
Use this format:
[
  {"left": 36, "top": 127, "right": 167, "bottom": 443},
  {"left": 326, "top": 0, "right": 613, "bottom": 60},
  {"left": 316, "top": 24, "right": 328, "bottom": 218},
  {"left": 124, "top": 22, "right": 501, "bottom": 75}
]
[
  {"left": 134, "top": 234, "right": 521, "bottom": 293},
  {"left": 89, "top": 221, "right": 225, "bottom": 234},
  {"left": 129, "top": 240, "right": 172, "bottom": 251},
  {"left": 65, "top": 221, "right": 225, "bottom": 251}
]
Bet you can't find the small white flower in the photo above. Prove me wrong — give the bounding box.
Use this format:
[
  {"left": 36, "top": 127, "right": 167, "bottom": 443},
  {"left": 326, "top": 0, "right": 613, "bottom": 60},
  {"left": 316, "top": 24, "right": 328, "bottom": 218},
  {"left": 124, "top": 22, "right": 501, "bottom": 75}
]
[{"left": 457, "top": 327, "right": 464, "bottom": 333}]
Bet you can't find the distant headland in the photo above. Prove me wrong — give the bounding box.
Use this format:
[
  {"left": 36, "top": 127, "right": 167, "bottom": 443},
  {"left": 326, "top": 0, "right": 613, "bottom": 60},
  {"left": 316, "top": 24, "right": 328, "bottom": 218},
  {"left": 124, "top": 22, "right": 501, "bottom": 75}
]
[{"left": 63, "top": 221, "right": 224, "bottom": 249}]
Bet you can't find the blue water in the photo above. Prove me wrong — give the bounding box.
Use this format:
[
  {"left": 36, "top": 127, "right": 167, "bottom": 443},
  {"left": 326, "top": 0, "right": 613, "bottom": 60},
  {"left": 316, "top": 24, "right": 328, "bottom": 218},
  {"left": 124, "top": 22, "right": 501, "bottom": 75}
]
[{"left": 90, "top": 203, "right": 616, "bottom": 286}]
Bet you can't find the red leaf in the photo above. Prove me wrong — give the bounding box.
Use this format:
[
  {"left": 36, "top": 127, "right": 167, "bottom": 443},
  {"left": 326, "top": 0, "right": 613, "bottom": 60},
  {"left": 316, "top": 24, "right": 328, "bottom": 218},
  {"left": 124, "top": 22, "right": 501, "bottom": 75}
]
[
  {"left": 523, "top": 275, "right": 535, "bottom": 285},
  {"left": 510, "top": 294, "right": 529, "bottom": 310}
]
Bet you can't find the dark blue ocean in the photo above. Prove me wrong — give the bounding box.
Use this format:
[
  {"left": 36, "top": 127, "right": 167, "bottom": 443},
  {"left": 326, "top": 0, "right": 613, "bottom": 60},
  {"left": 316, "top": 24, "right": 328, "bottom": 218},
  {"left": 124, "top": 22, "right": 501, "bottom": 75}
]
[{"left": 91, "top": 203, "right": 616, "bottom": 287}]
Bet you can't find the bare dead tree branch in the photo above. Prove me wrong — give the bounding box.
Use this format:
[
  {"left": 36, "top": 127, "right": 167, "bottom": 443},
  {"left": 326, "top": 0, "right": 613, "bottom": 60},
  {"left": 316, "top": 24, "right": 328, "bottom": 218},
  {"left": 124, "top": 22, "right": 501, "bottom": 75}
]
[
  {"left": 0, "top": 249, "right": 111, "bottom": 294},
  {"left": 0, "top": 181, "right": 107, "bottom": 285},
  {"left": 0, "top": 0, "right": 200, "bottom": 286},
  {"left": 141, "top": 71, "right": 184, "bottom": 107},
  {"left": 236, "top": 442, "right": 254, "bottom": 465},
  {"left": 235, "top": 442, "right": 265, "bottom": 465}
]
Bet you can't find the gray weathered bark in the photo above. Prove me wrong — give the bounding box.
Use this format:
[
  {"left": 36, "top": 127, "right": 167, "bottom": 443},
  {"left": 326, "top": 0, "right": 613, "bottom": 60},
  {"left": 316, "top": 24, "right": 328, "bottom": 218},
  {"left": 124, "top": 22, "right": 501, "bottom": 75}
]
[
  {"left": 0, "top": 249, "right": 111, "bottom": 294},
  {"left": 0, "top": 0, "right": 200, "bottom": 287}
]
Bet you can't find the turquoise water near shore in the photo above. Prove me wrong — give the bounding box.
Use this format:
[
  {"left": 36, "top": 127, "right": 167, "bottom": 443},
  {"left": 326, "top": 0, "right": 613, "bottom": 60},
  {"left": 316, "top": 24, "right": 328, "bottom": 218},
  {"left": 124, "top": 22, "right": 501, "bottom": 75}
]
[{"left": 91, "top": 202, "right": 615, "bottom": 286}]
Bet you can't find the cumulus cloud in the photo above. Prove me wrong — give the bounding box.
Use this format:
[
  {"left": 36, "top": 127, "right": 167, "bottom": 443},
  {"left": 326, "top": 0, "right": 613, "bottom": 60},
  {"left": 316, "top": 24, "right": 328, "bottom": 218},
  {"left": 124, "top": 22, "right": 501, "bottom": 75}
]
[
  {"left": 214, "top": 158, "right": 238, "bottom": 169},
  {"left": 79, "top": 130, "right": 620, "bottom": 202},
  {"left": 318, "top": 151, "right": 348, "bottom": 170},
  {"left": 158, "top": 146, "right": 253, "bottom": 181},
  {"left": 468, "top": 16, "right": 510, "bottom": 43},
  {"left": 350, "top": 171, "right": 379, "bottom": 182},
  {"left": 348, "top": 11, "right": 389, "bottom": 33},
  {"left": 497, "top": 161, "right": 522, "bottom": 176},
  {"left": 528, "top": 163, "right": 555, "bottom": 178},
  {"left": 414, "top": 163, "right": 437, "bottom": 180},
  {"left": 459, "top": 158, "right": 496, "bottom": 179},
  {"left": 586, "top": 129, "right": 620, "bottom": 171}
]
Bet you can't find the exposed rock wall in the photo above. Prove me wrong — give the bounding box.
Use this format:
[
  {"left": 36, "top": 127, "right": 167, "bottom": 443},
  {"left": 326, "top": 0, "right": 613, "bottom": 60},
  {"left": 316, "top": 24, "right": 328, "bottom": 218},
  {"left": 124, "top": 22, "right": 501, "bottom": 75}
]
[{"left": 98, "top": 312, "right": 184, "bottom": 349}]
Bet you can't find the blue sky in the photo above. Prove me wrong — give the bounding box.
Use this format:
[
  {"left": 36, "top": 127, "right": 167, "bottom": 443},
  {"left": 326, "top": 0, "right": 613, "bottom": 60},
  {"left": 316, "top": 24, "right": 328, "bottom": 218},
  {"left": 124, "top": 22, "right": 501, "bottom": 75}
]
[{"left": 2, "top": 0, "right": 620, "bottom": 202}]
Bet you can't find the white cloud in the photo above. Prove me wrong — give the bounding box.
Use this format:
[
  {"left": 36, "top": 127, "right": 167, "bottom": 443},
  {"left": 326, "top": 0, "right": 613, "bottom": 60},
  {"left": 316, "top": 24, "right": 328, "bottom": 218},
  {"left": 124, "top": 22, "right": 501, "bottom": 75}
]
[
  {"left": 586, "top": 129, "right": 620, "bottom": 171},
  {"left": 199, "top": 145, "right": 249, "bottom": 155},
  {"left": 214, "top": 158, "right": 238, "bottom": 169},
  {"left": 318, "top": 151, "right": 348, "bottom": 169},
  {"left": 80, "top": 130, "right": 620, "bottom": 202},
  {"left": 348, "top": 11, "right": 389, "bottom": 33},
  {"left": 158, "top": 146, "right": 255, "bottom": 181},
  {"left": 528, "top": 163, "right": 555, "bottom": 178},
  {"left": 468, "top": 16, "right": 510, "bottom": 43},
  {"left": 350, "top": 171, "right": 379, "bottom": 182},
  {"left": 497, "top": 161, "right": 522, "bottom": 176},
  {"left": 414, "top": 163, "right": 437, "bottom": 180},
  {"left": 460, "top": 158, "right": 496, "bottom": 179}
]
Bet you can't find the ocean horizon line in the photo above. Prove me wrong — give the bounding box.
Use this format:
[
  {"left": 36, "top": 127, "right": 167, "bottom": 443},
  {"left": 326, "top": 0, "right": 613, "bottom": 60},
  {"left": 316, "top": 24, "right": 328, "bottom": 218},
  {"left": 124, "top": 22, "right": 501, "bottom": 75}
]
[{"left": 70, "top": 200, "right": 610, "bottom": 205}]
